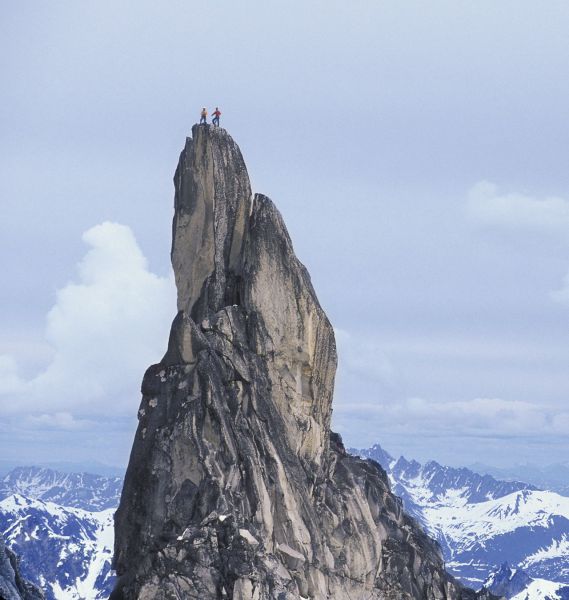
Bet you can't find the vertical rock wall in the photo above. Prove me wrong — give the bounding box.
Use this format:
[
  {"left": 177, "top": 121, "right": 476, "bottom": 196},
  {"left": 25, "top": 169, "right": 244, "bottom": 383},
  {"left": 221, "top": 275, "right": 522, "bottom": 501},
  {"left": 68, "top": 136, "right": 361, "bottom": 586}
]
[{"left": 112, "top": 125, "right": 497, "bottom": 600}]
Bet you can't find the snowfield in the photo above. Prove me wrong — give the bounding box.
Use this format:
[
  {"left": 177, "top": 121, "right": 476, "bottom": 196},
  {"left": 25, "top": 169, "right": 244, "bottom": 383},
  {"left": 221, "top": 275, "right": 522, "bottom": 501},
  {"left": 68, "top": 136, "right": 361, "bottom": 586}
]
[
  {"left": 423, "top": 489, "right": 569, "bottom": 544},
  {"left": 0, "top": 494, "right": 115, "bottom": 600},
  {"left": 510, "top": 578, "right": 567, "bottom": 600}
]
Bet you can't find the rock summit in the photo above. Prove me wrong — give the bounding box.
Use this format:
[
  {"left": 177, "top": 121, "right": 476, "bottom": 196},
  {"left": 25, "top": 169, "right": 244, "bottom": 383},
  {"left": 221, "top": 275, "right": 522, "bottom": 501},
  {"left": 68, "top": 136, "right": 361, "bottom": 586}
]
[{"left": 112, "top": 125, "right": 495, "bottom": 600}]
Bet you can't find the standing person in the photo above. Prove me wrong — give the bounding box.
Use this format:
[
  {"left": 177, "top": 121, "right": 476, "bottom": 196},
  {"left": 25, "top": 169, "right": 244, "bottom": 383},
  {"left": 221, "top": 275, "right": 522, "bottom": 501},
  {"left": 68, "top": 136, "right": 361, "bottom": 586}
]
[
  {"left": 212, "top": 107, "right": 221, "bottom": 127},
  {"left": 200, "top": 107, "right": 207, "bottom": 124}
]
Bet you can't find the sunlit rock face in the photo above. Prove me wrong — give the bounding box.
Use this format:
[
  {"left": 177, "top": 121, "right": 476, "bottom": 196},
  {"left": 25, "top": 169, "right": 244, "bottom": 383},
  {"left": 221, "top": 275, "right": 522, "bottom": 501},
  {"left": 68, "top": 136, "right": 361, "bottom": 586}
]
[{"left": 111, "top": 125, "right": 497, "bottom": 600}]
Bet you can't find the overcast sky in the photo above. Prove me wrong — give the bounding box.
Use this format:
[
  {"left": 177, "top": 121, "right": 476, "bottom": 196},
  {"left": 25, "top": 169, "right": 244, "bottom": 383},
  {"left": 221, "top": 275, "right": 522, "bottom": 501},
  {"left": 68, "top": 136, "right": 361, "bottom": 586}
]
[{"left": 2, "top": 1, "right": 569, "bottom": 471}]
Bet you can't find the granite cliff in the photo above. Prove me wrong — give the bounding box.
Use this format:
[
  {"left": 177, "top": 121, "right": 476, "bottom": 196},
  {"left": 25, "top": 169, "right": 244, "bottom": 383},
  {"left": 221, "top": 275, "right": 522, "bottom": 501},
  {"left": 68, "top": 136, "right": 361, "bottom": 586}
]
[
  {"left": 0, "top": 534, "right": 43, "bottom": 600},
  {"left": 112, "top": 125, "right": 496, "bottom": 600}
]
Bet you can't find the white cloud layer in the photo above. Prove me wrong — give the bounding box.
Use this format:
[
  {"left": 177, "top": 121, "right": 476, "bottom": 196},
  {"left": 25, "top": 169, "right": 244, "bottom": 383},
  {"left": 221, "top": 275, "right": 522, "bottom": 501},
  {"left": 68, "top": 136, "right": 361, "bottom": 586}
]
[
  {"left": 551, "top": 270, "right": 569, "bottom": 306},
  {"left": 0, "top": 222, "right": 175, "bottom": 425},
  {"left": 24, "top": 412, "right": 94, "bottom": 431},
  {"left": 334, "top": 328, "right": 568, "bottom": 442},
  {"left": 467, "top": 181, "right": 569, "bottom": 310},
  {"left": 335, "top": 328, "right": 395, "bottom": 385},
  {"left": 467, "top": 181, "right": 569, "bottom": 232},
  {"left": 335, "top": 395, "right": 569, "bottom": 439},
  {"left": 0, "top": 355, "right": 26, "bottom": 395}
]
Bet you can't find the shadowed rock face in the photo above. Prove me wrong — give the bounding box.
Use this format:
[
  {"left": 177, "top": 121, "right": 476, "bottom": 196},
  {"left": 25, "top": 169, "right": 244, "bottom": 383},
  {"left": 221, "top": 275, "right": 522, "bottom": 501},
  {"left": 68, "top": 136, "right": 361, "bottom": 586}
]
[
  {"left": 112, "top": 125, "right": 497, "bottom": 600},
  {"left": 0, "top": 534, "right": 44, "bottom": 600}
]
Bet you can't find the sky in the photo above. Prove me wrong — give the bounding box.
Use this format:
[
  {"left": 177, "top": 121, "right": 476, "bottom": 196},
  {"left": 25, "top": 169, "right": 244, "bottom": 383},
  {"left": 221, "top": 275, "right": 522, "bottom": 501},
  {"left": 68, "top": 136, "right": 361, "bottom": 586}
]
[{"left": 2, "top": 1, "right": 569, "bottom": 471}]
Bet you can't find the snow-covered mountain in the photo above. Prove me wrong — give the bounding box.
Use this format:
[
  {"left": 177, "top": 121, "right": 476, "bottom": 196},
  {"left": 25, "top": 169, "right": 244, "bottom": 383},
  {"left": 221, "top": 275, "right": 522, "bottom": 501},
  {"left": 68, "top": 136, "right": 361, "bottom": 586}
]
[
  {"left": 4, "top": 455, "right": 569, "bottom": 599},
  {"left": 355, "top": 444, "right": 569, "bottom": 590},
  {"left": 0, "top": 467, "right": 122, "bottom": 600},
  {"left": 0, "top": 467, "right": 122, "bottom": 511},
  {"left": 470, "top": 463, "right": 569, "bottom": 498},
  {"left": 485, "top": 563, "right": 569, "bottom": 600},
  {"left": 0, "top": 494, "right": 114, "bottom": 600}
]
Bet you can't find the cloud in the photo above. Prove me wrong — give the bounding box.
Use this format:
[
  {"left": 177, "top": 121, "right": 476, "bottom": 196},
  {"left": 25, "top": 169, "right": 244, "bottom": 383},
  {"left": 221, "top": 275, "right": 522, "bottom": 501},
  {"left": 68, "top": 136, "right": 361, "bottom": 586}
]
[
  {"left": 467, "top": 181, "right": 569, "bottom": 232},
  {"left": 1, "top": 222, "right": 176, "bottom": 424},
  {"left": 24, "top": 412, "right": 94, "bottom": 431},
  {"left": 335, "top": 328, "right": 395, "bottom": 385},
  {"left": 552, "top": 413, "right": 569, "bottom": 435},
  {"left": 467, "top": 182, "right": 569, "bottom": 308},
  {"left": 335, "top": 395, "right": 568, "bottom": 440},
  {"left": 332, "top": 331, "right": 565, "bottom": 441},
  {"left": 551, "top": 270, "right": 569, "bottom": 306},
  {"left": 0, "top": 355, "right": 26, "bottom": 394}
]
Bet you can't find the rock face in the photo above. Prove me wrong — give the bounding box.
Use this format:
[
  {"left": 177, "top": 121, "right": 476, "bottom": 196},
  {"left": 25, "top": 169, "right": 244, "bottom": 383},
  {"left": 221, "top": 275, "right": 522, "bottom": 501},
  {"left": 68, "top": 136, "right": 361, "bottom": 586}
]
[
  {"left": 0, "top": 533, "right": 44, "bottom": 600},
  {"left": 485, "top": 564, "right": 534, "bottom": 599},
  {"left": 112, "top": 125, "right": 495, "bottom": 599}
]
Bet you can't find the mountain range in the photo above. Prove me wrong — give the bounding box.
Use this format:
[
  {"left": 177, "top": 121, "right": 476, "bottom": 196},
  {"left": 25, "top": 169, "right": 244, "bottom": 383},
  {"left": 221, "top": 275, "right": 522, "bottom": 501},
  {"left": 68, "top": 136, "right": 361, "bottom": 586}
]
[
  {"left": 0, "top": 467, "right": 122, "bottom": 511},
  {"left": 355, "top": 444, "right": 569, "bottom": 595},
  {"left": 3, "top": 450, "right": 569, "bottom": 599},
  {"left": 0, "top": 468, "right": 119, "bottom": 600},
  {"left": 469, "top": 463, "right": 569, "bottom": 498}
]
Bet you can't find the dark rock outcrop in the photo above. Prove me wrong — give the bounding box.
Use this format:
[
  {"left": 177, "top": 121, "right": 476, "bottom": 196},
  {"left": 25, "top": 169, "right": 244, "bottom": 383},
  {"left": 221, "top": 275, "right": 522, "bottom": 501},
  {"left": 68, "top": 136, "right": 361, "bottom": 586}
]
[
  {"left": 0, "top": 534, "right": 43, "bottom": 600},
  {"left": 485, "top": 563, "right": 533, "bottom": 599},
  {"left": 112, "top": 124, "right": 497, "bottom": 599}
]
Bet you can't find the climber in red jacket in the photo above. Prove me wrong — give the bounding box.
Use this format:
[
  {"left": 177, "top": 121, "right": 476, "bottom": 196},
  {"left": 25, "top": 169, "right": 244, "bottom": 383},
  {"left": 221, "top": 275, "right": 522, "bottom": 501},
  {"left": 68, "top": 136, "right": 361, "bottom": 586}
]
[{"left": 212, "top": 107, "right": 221, "bottom": 127}]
